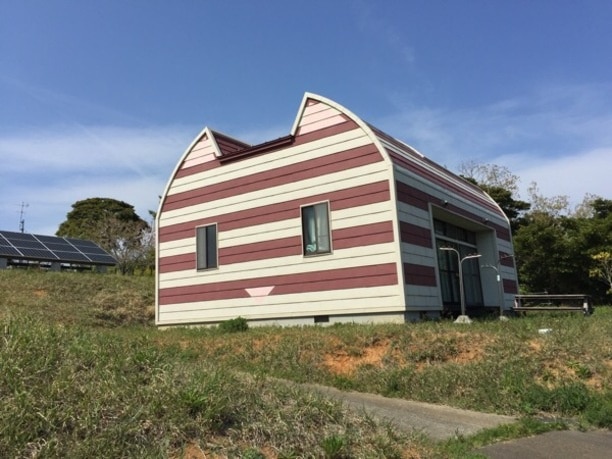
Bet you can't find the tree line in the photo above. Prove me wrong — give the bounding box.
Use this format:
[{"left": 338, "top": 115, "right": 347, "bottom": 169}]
[{"left": 460, "top": 161, "right": 612, "bottom": 303}]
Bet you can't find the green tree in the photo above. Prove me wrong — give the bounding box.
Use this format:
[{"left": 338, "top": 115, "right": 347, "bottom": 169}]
[
  {"left": 590, "top": 251, "right": 612, "bottom": 294},
  {"left": 514, "top": 197, "right": 612, "bottom": 301},
  {"left": 513, "top": 214, "right": 576, "bottom": 293},
  {"left": 478, "top": 184, "right": 530, "bottom": 231},
  {"left": 57, "top": 198, "right": 150, "bottom": 274},
  {"left": 458, "top": 162, "right": 530, "bottom": 230}
]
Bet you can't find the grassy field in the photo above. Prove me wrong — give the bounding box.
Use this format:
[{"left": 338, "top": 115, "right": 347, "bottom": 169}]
[{"left": 1, "top": 270, "right": 610, "bottom": 458}]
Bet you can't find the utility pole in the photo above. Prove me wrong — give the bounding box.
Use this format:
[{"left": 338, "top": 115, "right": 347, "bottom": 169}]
[{"left": 19, "top": 202, "right": 29, "bottom": 233}]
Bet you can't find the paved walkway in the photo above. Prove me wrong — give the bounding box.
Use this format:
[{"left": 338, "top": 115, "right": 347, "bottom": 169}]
[
  {"left": 301, "top": 383, "right": 612, "bottom": 458},
  {"left": 302, "top": 383, "right": 516, "bottom": 440},
  {"left": 477, "top": 429, "right": 612, "bottom": 459}
]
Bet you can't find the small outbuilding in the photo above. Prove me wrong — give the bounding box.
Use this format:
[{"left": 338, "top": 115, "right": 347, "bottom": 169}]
[{"left": 156, "top": 93, "right": 518, "bottom": 326}]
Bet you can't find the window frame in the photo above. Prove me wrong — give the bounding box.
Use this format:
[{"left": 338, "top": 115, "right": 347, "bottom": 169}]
[
  {"left": 300, "top": 201, "right": 332, "bottom": 256},
  {"left": 196, "top": 223, "right": 218, "bottom": 271}
]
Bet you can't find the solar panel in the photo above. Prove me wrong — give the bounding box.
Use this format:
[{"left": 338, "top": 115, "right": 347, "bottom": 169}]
[
  {"left": 54, "top": 251, "right": 92, "bottom": 262},
  {"left": 0, "top": 246, "right": 21, "bottom": 257},
  {"left": 66, "top": 238, "right": 99, "bottom": 248},
  {"left": 36, "top": 235, "right": 65, "bottom": 243},
  {"left": 44, "top": 242, "right": 76, "bottom": 251},
  {"left": 9, "top": 239, "right": 46, "bottom": 249},
  {"left": 80, "top": 247, "right": 109, "bottom": 255},
  {"left": 0, "top": 230, "right": 116, "bottom": 266},
  {"left": 87, "top": 254, "right": 118, "bottom": 264},
  {"left": 17, "top": 248, "right": 58, "bottom": 259}
]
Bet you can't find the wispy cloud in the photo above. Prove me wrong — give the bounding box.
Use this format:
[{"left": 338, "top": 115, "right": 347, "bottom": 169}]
[
  {"left": 375, "top": 82, "right": 612, "bottom": 203},
  {"left": 0, "top": 125, "right": 195, "bottom": 234}
]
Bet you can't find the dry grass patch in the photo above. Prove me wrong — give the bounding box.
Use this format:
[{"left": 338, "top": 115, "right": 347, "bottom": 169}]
[
  {"left": 322, "top": 331, "right": 494, "bottom": 376},
  {"left": 323, "top": 338, "right": 392, "bottom": 376}
]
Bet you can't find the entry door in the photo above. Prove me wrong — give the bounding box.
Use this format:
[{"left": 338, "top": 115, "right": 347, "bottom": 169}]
[{"left": 436, "top": 241, "right": 483, "bottom": 309}]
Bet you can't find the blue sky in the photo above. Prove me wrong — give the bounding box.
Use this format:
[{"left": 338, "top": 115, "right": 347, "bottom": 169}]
[{"left": 1, "top": 0, "right": 611, "bottom": 235}]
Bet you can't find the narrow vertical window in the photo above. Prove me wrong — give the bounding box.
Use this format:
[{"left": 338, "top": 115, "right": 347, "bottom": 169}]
[
  {"left": 301, "top": 202, "right": 331, "bottom": 255},
  {"left": 196, "top": 224, "right": 218, "bottom": 270}
]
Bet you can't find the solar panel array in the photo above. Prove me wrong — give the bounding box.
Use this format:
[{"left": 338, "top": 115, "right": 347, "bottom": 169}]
[{"left": 0, "top": 230, "right": 116, "bottom": 265}]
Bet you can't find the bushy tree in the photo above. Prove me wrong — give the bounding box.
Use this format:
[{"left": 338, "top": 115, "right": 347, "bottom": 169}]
[
  {"left": 459, "top": 162, "right": 530, "bottom": 231},
  {"left": 460, "top": 162, "right": 611, "bottom": 301},
  {"left": 514, "top": 196, "right": 612, "bottom": 301},
  {"left": 57, "top": 198, "right": 151, "bottom": 274},
  {"left": 590, "top": 252, "right": 612, "bottom": 294}
]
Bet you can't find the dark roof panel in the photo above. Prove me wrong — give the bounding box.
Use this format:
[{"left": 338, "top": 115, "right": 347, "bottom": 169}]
[{"left": 0, "top": 230, "right": 116, "bottom": 266}]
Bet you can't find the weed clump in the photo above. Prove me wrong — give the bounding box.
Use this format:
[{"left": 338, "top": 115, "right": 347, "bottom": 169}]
[{"left": 218, "top": 316, "right": 249, "bottom": 333}]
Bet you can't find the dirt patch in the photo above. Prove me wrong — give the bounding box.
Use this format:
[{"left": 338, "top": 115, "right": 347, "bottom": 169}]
[
  {"left": 173, "top": 442, "right": 206, "bottom": 459},
  {"left": 323, "top": 332, "right": 493, "bottom": 376},
  {"left": 323, "top": 338, "right": 392, "bottom": 375},
  {"left": 527, "top": 338, "right": 543, "bottom": 352},
  {"left": 252, "top": 335, "right": 282, "bottom": 352},
  {"left": 33, "top": 289, "right": 48, "bottom": 298}
]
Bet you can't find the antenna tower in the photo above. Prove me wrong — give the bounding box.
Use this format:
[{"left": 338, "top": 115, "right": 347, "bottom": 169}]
[{"left": 19, "top": 202, "right": 29, "bottom": 233}]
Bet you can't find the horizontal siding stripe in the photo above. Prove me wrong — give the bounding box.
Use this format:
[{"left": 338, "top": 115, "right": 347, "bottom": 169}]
[
  {"left": 220, "top": 201, "right": 392, "bottom": 248},
  {"left": 333, "top": 221, "right": 394, "bottom": 250},
  {"left": 301, "top": 99, "right": 327, "bottom": 115},
  {"left": 377, "top": 130, "right": 472, "bottom": 203},
  {"left": 388, "top": 148, "right": 501, "bottom": 215},
  {"left": 159, "top": 180, "right": 390, "bottom": 244},
  {"left": 182, "top": 152, "right": 217, "bottom": 169},
  {"left": 396, "top": 181, "right": 511, "bottom": 242},
  {"left": 174, "top": 158, "right": 220, "bottom": 179},
  {"left": 161, "top": 286, "right": 401, "bottom": 314},
  {"left": 159, "top": 263, "right": 398, "bottom": 305},
  {"left": 168, "top": 128, "right": 370, "bottom": 195},
  {"left": 293, "top": 120, "right": 360, "bottom": 146},
  {"left": 403, "top": 263, "right": 437, "bottom": 287},
  {"left": 503, "top": 278, "right": 518, "bottom": 294},
  {"left": 159, "top": 244, "right": 397, "bottom": 288},
  {"left": 400, "top": 221, "right": 433, "bottom": 248},
  {"left": 162, "top": 144, "right": 383, "bottom": 212},
  {"left": 160, "top": 164, "right": 389, "bottom": 227},
  {"left": 159, "top": 200, "right": 393, "bottom": 259},
  {"left": 396, "top": 181, "right": 431, "bottom": 211},
  {"left": 159, "top": 220, "right": 395, "bottom": 273},
  {"left": 499, "top": 252, "right": 515, "bottom": 267},
  {"left": 298, "top": 109, "right": 348, "bottom": 134},
  {"left": 157, "top": 286, "right": 404, "bottom": 324},
  {"left": 221, "top": 236, "right": 301, "bottom": 266},
  {"left": 158, "top": 253, "right": 194, "bottom": 274}
]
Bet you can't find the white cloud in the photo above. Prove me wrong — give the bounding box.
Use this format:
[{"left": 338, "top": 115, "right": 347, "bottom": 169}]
[
  {"left": 510, "top": 147, "right": 612, "bottom": 206},
  {"left": 375, "top": 82, "right": 612, "bottom": 205},
  {"left": 0, "top": 125, "right": 196, "bottom": 234}
]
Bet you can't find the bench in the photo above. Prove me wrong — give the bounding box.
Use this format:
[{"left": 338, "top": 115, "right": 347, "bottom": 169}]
[{"left": 513, "top": 294, "right": 593, "bottom": 316}]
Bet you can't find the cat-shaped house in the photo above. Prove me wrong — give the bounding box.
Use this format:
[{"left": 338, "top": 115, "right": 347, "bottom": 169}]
[{"left": 156, "top": 93, "right": 518, "bottom": 326}]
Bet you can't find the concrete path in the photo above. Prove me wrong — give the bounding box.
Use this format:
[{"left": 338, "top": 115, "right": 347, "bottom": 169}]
[
  {"left": 301, "top": 383, "right": 516, "bottom": 440},
  {"left": 301, "top": 383, "right": 612, "bottom": 458},
  {"left": 477, "top": 429, "right": 612, "bottom": 459}
]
